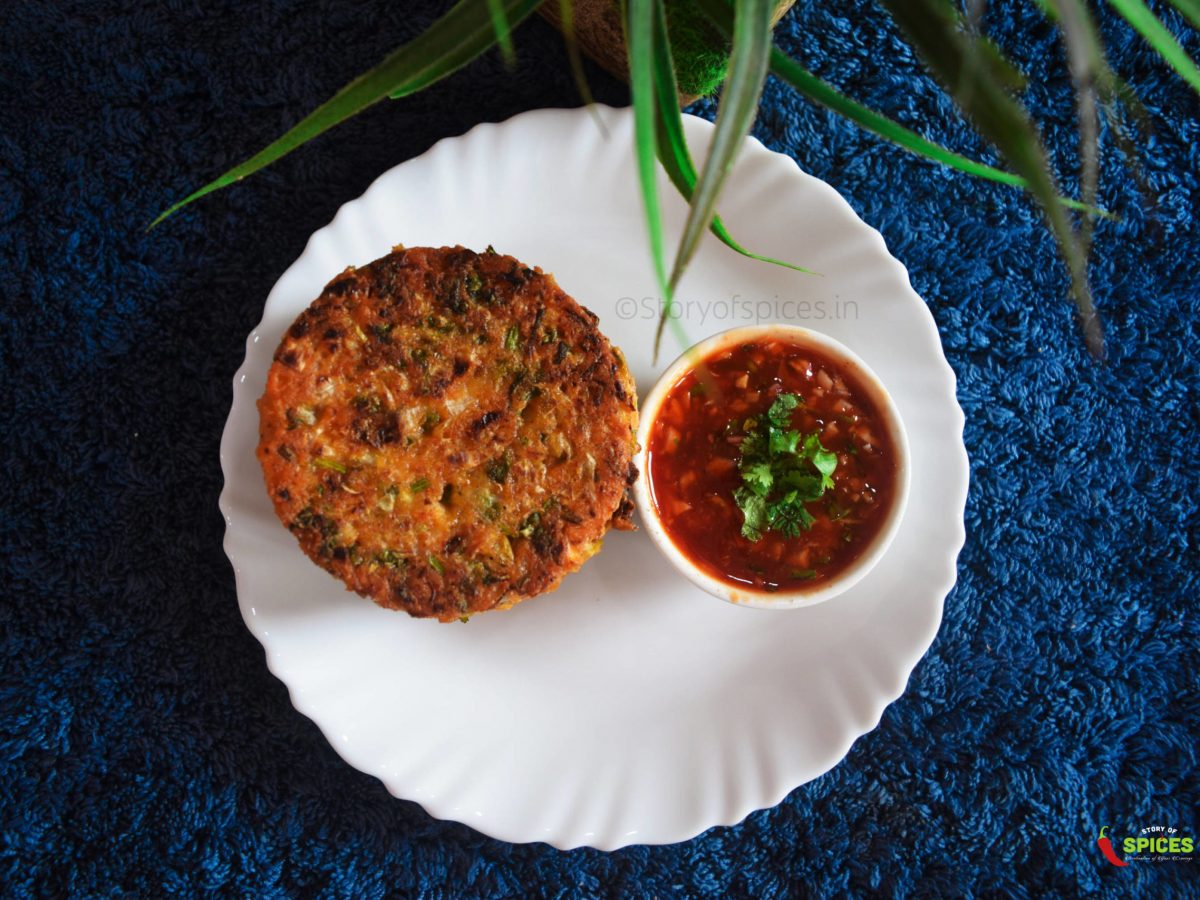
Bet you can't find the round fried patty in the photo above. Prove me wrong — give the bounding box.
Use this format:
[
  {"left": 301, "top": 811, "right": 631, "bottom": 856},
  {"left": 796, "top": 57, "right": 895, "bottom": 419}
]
[{"left": 257, "top": 245, "right": 639, "bottom": 621}]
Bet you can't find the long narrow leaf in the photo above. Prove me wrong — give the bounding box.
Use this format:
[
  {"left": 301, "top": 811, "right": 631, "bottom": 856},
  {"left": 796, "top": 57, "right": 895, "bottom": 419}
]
[
  {"left": 1034, "top": 0, "right": 1154, "bottom": 212},
  {"left": 769, "top": 49, "right": 1108, "bottom": 216},
  {"left": 696, "top": 0, "right": 1103, "bottom": 216},
  {"left": 880, "top": 0, "right": 1104, "bottom": 358},
  {"left": 628, "top": 0, "right": 671, "bottom": 318},
  {"left": 660, "top": 0, "right": 773, "bottom": 355},
  {"left": 1056, "top": 1, "right": 1099, "bottom": 255},
  {"left": 635, "top": 0, "right": 694, "bottom": 362},
  {"left": 960, "top": 1, "right": 1029, "bottom": 96},
  {"left": 558, "top": 0, "right": 608, "bottom": 135},
  {"left": 1052, "top": 0, "right": 1102, "bottom": 254},
  {"left": 1167, "top": 0, "right": 1200, "bottom": 30},
  {"left": 1108, "top": 0, "right": 1200, "bottom": 93},
  {"left": 152, "top": 0, "right": 542, "bottom": 227},
  {"left": 1036, "top": 0, "right": 1155, "bottom": 136},
  {"left": 974, "top": 37, "right": 1031, "bottom": 95},
  {"left": 649, "top": 0, "right": 814, "bottom": 275},
  {"left": 487, "top": 0, "right": 517, "bottom": 66},
  {"left": 1034, "top": 0, "right": 1154, "bottom": 132}
]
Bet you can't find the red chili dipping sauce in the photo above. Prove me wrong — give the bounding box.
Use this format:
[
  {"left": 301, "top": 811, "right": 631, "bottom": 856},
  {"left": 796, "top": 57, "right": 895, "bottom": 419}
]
[{"left": 646, "top": 337, "right": 900, "bottom": 593}]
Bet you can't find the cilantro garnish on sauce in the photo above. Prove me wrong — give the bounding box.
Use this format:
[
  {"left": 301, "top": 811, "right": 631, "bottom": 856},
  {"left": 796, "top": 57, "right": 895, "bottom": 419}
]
[{"left": 733, "top": 392, "right": 838, "bottom": 541}]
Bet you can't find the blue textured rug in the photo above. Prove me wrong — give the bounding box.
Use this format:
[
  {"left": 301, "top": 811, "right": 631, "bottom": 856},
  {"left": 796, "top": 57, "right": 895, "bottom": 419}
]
[{"left": 2, "top": 0, "right": 1197, "bottom": 895}]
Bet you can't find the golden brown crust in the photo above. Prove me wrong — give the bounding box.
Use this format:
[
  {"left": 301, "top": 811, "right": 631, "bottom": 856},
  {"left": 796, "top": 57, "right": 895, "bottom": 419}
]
[{"left": 257, "top": 246, "right": 639, "bottom": 621}]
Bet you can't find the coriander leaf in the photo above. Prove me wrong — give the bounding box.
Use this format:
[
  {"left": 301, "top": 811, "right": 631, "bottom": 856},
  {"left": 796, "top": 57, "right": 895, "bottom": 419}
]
[
  {"left": 769, "top": 428, "right": 801, "bottom": 456},
  {"left": 767, "top": 392, "right": 800, "bottom": 428},
  {"left": 767, "top": 492, "right": 816, "bottom": 537},
  {"left": 775, "top": 487, "right": 797, "bottom": 506},
  {"left": 803, "top": 432, "right": 838, "bottom": 488},
  {"left": 813, "top": 447, "right": 837, "bottom": 475},
  {"left": 734, "top": 485, "right": 767, "bottom": 542},
  {"left": 779, "top": 470, "right": 823, "bottom": 500},
  {"left": 730, "top": 390, "right": 838, "bottom": 541},
  {"left": 740, "top": 428, "right": 766, "bottom": 460},
  {"left": 740, "top": 461, "right": 774, "bottom": 497}
]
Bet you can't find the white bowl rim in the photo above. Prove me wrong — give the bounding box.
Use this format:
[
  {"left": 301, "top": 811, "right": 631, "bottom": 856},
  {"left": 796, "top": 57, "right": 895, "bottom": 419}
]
[{"left": 633, "top": 324, "right": 913, "bottom": 610}]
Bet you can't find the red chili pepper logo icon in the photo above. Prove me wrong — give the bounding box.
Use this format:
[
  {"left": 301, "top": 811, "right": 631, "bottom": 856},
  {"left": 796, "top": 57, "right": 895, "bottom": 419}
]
[{"left": 1098, "top": 826, "right": 1129, "bottom": 867}]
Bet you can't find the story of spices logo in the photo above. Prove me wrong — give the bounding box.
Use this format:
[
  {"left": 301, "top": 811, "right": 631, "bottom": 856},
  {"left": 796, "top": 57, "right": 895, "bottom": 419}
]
[{"left": 1096, "top": 824, "right": 1196, "bottom": 866}]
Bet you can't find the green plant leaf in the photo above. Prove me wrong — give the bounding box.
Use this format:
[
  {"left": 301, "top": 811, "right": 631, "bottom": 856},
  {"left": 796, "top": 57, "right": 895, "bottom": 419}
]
[
  {"left": 487, "top": 0, "right": 517, "bottom": 67},
  {"left": 770, "top": 49, "right": 1111, "bottom": 216},
  {"left": 696, "top": 0, "right": 1105, "bottom": 217},
  {"left": 973, "top": 36, "right": 1031, "bottom": 95},
  {"left": 151, "top": 0, "right": 542, "bottom": 227},
  {"left": 1034, "top": 0, "right": 1154, "bottom": 216},
  {"left": 558, "top": 0, "right": 606, "bottom": 132},
  {"left": 628, "top": 0, "right": 672, "bottom": 322},
  {"left": 649, "top": 0, "right": 814, "bottom": 275},
  {"left": 1167, "top": 0, "right": 1200, "bottom": 31},
  {"left": 643, "top": 0, "right": 698, "bottom": 362},
  {"left": 1038, "top": 0, "right": 1154, "bottom": 136},
  {"left": 879, "top": 0, "right": 1104, "bottom": 359},
  {"left": 1047, "top": 0, "right": 1108, "bottom": 255},
  {"left": 660, "top": 0, "right": 774, "bottom": 357},
  {"left": 1108, "top": 0, "right": 1200, "bottom": 93}
]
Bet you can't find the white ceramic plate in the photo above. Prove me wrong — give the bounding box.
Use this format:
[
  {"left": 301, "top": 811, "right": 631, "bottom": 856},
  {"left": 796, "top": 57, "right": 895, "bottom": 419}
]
[{"left": 220, "top": 105, "right": 968, "bottom": 850}]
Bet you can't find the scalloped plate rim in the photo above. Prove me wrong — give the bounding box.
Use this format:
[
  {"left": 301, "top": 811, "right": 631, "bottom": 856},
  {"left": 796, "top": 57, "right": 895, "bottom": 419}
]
[{"left": 219, "top": 104, "right": 969, "bottom": 850}]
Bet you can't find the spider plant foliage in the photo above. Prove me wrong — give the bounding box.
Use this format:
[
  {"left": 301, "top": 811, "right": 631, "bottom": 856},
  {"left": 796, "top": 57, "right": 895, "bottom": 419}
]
[{"left": 154, "top": 0, "right": 1200, "bottom": 361}]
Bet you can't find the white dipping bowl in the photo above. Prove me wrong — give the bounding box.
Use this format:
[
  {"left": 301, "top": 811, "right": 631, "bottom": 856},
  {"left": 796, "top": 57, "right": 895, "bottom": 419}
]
[{"left": 633, "top": 325, "right": 911, "bottom": 609}]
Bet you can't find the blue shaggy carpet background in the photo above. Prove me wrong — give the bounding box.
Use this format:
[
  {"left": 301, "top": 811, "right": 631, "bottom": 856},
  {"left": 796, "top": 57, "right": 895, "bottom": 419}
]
[{"left": 2, "top": 0, "right": 1197, "bottom": 895}]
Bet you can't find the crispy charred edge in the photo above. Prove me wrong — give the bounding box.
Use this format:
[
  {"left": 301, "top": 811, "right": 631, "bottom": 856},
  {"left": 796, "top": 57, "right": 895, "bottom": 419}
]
[
  {"left": 365, "top": 506, "right": 576, "bottom": 622},
  {"left": 367, "top": 244, "right": 543, "bottom": 315},
  {"left": 276, "top": 481, "right": 560, "bottom": 622},
  {"left": 271, "top": 481, "right": 620, "bottom": 621},
  {"left": 602, "top": 343, "right": 640, "bottom": 533},
  {"left": 609, "top": 461, "right": 640, "bottom": 531},
  {"left": 261, "top": 245, "right": 641, "bottom": 619}
]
